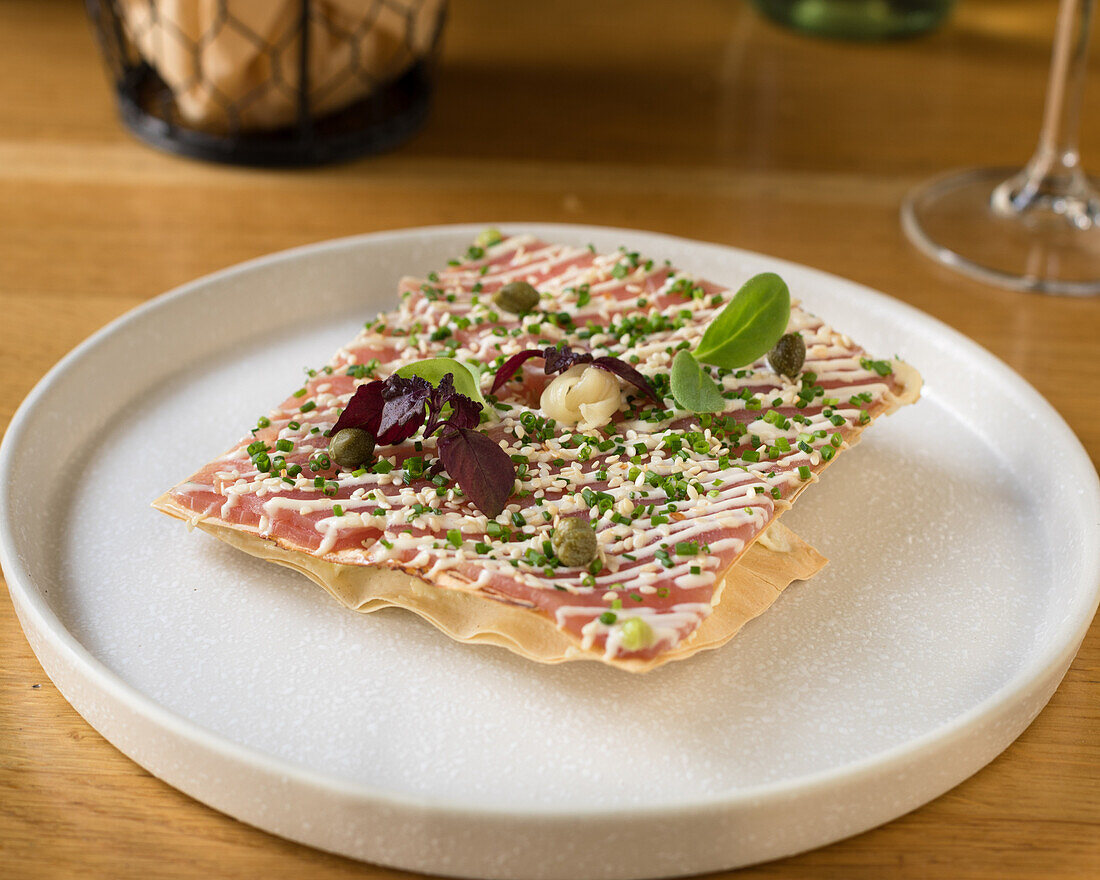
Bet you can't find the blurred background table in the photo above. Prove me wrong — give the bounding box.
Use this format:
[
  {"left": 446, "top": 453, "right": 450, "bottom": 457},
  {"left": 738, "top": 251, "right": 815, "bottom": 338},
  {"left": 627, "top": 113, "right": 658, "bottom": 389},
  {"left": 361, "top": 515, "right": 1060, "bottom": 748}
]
[{"left": 1, "top": 1, "right": 1097, "bottom": 878}]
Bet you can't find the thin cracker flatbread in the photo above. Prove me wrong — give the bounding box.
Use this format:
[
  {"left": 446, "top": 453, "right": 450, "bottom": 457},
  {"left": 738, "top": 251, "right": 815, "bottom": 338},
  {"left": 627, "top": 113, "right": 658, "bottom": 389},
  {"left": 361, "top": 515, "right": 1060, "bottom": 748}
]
[{"left": 154, "top": 493, "right": 825, "bottom": 672}]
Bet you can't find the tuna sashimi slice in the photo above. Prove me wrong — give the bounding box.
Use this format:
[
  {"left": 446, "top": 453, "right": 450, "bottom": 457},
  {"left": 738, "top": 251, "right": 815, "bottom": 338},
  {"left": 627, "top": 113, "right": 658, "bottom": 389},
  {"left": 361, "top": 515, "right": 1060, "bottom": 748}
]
[{"left": 157, "top": 232, "right": 920, "bottom": 669}]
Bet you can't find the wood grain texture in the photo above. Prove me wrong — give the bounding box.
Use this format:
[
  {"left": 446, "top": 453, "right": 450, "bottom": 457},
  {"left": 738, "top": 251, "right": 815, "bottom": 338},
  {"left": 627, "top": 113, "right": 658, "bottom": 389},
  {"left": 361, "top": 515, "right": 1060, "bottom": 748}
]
[{"left": 1, "top": 0, "right": 1098, "bottom": 878}]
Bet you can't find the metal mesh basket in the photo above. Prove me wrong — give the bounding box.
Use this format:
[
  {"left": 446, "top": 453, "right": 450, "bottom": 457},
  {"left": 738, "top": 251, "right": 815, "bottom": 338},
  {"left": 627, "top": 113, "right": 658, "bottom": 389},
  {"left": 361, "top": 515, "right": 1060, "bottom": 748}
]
[{"left": 86, "top": 0, "right": 446, "bottom": 166}]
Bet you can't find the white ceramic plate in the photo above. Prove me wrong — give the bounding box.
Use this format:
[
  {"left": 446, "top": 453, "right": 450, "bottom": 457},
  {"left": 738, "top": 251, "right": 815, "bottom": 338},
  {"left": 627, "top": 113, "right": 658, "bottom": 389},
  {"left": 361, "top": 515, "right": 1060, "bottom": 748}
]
[{"left": 3, "top": 224, "right": 1098, "bottom": 880}]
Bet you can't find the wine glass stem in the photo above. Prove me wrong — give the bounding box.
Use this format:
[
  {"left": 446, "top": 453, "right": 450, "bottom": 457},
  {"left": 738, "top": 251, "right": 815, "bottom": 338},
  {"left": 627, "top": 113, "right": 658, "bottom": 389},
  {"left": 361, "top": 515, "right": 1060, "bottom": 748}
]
[
  {"left": 995, "top": 0, "right": 1099, "bottom": 221},
  {"left": 1036, "top": 0, "right": 1092, "bottom": 179}
]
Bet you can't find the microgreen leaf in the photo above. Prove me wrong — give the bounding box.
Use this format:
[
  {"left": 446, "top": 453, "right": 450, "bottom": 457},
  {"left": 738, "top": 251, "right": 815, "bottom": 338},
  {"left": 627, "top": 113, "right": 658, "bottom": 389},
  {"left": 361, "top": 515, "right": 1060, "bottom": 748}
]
[
  {"left": 377, "top": 375, "right": 431, "bottom": 440},
  {"left": 426, "top": 371, "right": 456, "bottom": 412},
  {"left": 490, "top": 350, "right": 545, "bottom": 395},
  {"left": 591, "top": 357, "right": 662, "bottom": 405},
  {"left": 440, "top": 388, "right": 482, "bottom": 430},
  {"left": 420, "top": 371, "right": 486, "bottom": 436},
  {"left": 542, "top": 343, "right": 588, "bottom": 375},
  {"left": 437, "top": 428, "right": 516, "bottom": 518},
  {"left": 332, "top": 372, "right": 509, "bottom": 516},
  {"left": 331, "top": 380, "right": 423, "bottom": 445},
  {"left": 331, "top": 381, "right": 385, "bottom": 437},
  {"left": 395, "top": 357, "right": 486, "bottom": 407},
  {"left": 670, "top": 350, "right": 726, "bottom": 413},
  {"left": 490, "top": 343, "right": 662, "bottom": 404},
  {"left": 694, "top": 273, "right": 790, "bottom": 370}
]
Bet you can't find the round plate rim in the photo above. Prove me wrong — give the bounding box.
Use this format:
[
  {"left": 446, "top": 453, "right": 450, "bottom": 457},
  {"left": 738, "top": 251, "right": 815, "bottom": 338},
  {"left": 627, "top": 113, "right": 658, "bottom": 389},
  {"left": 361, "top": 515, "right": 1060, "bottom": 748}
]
[{"left": 2, "top": 222, "right": 1099, "bottom": 824}]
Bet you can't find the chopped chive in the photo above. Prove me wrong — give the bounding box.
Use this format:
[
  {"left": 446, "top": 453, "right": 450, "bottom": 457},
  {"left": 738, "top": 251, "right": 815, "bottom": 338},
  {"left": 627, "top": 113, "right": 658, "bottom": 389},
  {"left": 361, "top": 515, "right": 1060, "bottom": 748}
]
[{"left": 860, "top": 357, "right": 893, "bottom": 377}]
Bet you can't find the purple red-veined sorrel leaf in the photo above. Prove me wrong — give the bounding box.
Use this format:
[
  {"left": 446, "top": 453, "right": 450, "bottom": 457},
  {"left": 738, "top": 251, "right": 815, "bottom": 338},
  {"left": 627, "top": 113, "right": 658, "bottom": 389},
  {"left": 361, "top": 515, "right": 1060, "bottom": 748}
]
[
  {"left": 489, "top": 343, "right": 593, "bottom": 395},
  {"left": 331, "top": 380, "right": 423, "bottom": 445},
  {"left": 490, "top": 343, "right": 662, "bottom": 406},
  {"left": 331, "top": 381, "right": 383, "bottom": 436},
  {"left": 423, "top": 372, "right": 481, "bottom": 434},
  {"left": 437, "top": 427, "right": 515, "bottom": 518},
  {"left": 542, "top": 343, "right": 588, "bottom": 375},
  {"left": 377, "top": 374, "right": 432, "bottom": 441},
  {"left": 489, "top": 349, "right": 545, "bottom": 395},
  {"left": 332, "top": 371, "right": 515, "bottom": 517}
]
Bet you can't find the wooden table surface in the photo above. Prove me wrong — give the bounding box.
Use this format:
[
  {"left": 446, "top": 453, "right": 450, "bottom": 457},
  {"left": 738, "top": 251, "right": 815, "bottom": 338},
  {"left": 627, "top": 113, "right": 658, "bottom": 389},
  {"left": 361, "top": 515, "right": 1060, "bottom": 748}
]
[{"left": 2, "top": 1, "right": 1098, "bottom": 877}]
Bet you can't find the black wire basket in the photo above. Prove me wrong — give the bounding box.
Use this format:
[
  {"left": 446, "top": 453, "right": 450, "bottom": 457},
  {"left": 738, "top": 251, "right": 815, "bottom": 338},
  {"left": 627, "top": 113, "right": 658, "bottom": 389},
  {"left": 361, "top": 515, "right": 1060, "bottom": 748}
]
[{"left": 86, "top": 0, "right": 446, "bottom": 167}]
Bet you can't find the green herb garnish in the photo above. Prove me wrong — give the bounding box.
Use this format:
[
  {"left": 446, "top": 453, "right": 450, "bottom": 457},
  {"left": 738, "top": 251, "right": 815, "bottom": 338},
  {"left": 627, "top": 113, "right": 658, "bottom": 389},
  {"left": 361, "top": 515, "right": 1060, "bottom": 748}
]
[
  {"left": 669, "top": 350, "right": 726, "bottom": 414},
  {"left": 669, "top": 273, "right": 791, "bottom": 412},
  {"left": 694, "top": 273, "right": 790, "bottom": 369}
]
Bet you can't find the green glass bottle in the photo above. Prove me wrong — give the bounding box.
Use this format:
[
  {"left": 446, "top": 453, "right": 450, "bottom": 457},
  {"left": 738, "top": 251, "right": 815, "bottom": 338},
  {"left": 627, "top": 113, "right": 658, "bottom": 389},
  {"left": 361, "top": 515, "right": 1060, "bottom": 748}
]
[{"left": 749, "top": 0, "right": 955, "bottom": 40}]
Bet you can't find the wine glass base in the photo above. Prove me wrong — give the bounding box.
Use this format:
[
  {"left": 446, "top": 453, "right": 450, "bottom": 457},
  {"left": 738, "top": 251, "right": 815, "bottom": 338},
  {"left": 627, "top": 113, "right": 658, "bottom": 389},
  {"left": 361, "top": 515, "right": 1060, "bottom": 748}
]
[{"left": 902, "top": 167, "right": 1100, "bottom": 296}]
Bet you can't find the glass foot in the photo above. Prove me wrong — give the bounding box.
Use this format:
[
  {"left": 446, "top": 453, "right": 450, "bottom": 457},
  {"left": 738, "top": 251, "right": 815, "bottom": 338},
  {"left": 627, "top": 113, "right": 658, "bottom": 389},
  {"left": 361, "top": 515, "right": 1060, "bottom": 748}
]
[{"left": 902, "top": 167, "right": 1100, "bottom": 296}]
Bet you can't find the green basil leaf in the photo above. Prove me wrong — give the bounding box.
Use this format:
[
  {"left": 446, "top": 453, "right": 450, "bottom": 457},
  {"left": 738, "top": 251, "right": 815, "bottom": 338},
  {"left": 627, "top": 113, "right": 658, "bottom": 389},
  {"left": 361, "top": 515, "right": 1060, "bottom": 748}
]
[
  {"left": 694, "top": 272, "right": 790, "bottom": 369},
  {"left": 394, "top": 358, "right": 486, "bottom": 407},
  {"left": 670, "top": 350, "right": 726, "bottom": 413}
]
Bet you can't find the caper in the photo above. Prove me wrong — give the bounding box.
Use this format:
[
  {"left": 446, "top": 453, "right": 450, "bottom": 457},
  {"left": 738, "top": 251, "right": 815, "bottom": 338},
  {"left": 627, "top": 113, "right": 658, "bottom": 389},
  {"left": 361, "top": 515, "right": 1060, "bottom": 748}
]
[
  {"left": 493, "top": 281, "right": 540, "bottom": 315},
  {"left": 328, "top": 428, "right": 376, "bottom": 470},
  {"left": 767, "top": 332, "right": 806, "bottom": 379},
  {"left": 551, "top": 517, "right": 599, "bottom": 567}
]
